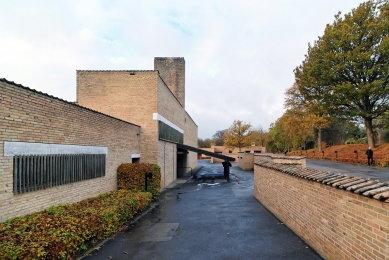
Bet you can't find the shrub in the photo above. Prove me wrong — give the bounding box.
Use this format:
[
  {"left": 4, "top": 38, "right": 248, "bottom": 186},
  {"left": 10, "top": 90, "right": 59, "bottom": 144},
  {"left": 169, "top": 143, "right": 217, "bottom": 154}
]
[
  {"left": 0, "top": 190, "right": 152, "bottom": 260},
  {"left": 383, "top": 130, "right": 389, "bottom": 143},
  {"left": 345, "top": 138, "right": 357, "bottom": 144},
  {"left": 117, "top": 163, "right": 161, "bottom": 199},
  {"left": 357, "top": 137, "right": 367, "bottom": 144}
]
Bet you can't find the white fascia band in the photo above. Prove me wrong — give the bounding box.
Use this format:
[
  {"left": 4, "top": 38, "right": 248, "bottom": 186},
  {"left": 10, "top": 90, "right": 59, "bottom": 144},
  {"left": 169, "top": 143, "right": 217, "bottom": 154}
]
[
  {"left": 4, "top": 141, "right": 108, "bottom": 156},
  {"left": 152, "top": 113, "right": 184, "bottom": 134},
  {"left": 131, "top": 154, "right": 140, "bottom": 158}
]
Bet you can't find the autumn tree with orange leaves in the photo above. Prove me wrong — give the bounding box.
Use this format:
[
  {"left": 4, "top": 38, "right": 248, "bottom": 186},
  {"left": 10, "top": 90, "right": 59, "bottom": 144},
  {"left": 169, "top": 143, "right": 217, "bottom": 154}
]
[
  {"left": 223, "top": 120, "right": 252, "bottom": 151},
  {"left": 284, "top": 83, "right": 331, "bottom": 151}
]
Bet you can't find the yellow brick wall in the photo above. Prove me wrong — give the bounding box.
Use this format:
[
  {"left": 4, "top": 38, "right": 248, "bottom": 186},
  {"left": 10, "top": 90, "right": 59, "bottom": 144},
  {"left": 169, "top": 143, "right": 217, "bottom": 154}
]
[
  {"left": 157, "top": 76, "right": 185, "bottom": 131},
  {"left": 183, "top": 112, "right": 198, "bottom": 171},
  {"left": 254, "top": 164, "right": 389, "bottom": 260},
  {"left": 77, "top": 70, "right": 198, "bottom": 187},
  {"left": 237, "top": 152, "right": 254, "bottom": 170},
  {"left": 157, "top": 141, "right": 177, "bottom": 187},
  {"left": 157, "top": 77, "right": 198, "bottom": 179},
  {"left": 154, "top": 57, "right": 185, "bottom": 107},
  {"left": 77, "top": 70, "right": 158, "bottom": 164},
  {"left": 0, "top": 80, "right": 140, "bottom": 222}
]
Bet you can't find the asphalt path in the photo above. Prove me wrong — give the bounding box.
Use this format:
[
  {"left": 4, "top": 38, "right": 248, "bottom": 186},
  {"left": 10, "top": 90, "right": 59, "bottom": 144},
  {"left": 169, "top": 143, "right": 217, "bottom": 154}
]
[
  {"left": 79, "top": 160, "right": 323, "bottom": 260},
  {"left": 306, "top": 158, "right": 389, "bottom": 183}
]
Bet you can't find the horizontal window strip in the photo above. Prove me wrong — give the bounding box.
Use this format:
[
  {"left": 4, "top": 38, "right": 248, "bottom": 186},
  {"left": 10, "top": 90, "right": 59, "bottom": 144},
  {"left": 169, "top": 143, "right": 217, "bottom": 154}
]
[
  {"left": 158, "top": 120, "right": 183, "bottom": 143},
  {"left": 13, "top": 154, "right": 106, "bottom": 194}
]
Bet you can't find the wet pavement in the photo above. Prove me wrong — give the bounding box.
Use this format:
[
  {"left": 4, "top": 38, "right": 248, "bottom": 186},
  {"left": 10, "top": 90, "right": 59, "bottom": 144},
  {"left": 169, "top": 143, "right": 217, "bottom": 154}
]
[
  {"left": 307, "top": 158, "right": 389, "bottom": 182},
  {"left": 79, "top": 160, "right": 323, "bottom": 260}
]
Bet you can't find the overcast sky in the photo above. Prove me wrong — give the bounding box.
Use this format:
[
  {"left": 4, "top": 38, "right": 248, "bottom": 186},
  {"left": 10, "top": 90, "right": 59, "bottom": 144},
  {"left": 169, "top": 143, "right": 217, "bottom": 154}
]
[{"left": 1, "top": 0, "right": 364, "bottom": 139}]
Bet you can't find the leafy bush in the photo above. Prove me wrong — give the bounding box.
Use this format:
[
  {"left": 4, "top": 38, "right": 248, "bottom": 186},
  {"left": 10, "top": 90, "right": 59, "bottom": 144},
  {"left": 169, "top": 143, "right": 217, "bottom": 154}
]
[
  {"left": 345, "top": 138, "right": 357, "bottom": 144},
  {"left": 383, "top": 130, "right": 389, "bottom": 143},
  {"left": 117, "top": 163, "right": 161, "bottom": 199},
  {"left": 0, "top": 190, "right": 152, "bottom": 260}
]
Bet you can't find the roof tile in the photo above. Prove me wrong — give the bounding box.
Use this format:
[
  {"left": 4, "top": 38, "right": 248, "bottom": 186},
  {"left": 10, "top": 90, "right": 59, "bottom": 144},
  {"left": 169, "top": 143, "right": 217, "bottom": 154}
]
[{"left": 254, "top": 159, "right": 389, "bottom": 203}]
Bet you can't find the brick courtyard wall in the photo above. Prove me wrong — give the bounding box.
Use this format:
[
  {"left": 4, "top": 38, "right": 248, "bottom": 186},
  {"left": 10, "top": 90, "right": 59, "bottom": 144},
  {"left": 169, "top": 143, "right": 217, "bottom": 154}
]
[
  {"left": 210, "top": 146, "right": 265, "bottom": 164},
  {"left": 253, "top": 153, "right": 272, "bottom": 162},
  {"left": 254, "top": 161, "right": 389, "bottom": 260},
  {"left": 237, "top": 152, "right": 254, "bottom": 170},
  {"left": 77, "top": 70, "right": 159, "bottom": 164},
  {"left": 0, "top": 79, "right": 140, "bottom": 222}
]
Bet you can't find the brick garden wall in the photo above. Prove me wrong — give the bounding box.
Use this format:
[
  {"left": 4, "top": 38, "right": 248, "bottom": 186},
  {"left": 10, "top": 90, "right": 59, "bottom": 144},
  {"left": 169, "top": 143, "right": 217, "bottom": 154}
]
[
  {"left": 0, "top": 79, "right": 140, "bottom": 222},
  {"left": 254, "top": 161, "right": 389, "bottom": 260},
  {"left": 237, "top": 152, "right": 254, "bottom": 170}
]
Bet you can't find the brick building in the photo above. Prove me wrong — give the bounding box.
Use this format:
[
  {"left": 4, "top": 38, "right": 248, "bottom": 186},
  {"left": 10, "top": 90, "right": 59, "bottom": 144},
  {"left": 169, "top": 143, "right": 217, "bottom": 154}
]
[
  {"left": 0, "top": 57, "right": 198, "bottom": 222},
  {"left": 76, "top": 57, "right": 198, "bottom": 187},
  {"left": 0, "top": 78, "right": 141, "bottom": 222}
]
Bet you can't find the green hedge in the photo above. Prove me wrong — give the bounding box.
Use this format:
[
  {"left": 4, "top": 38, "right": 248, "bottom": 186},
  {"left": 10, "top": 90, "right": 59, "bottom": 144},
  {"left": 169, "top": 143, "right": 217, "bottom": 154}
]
[
  {"left": 117, "top": 163, "right": 161, "bottom": 199},
  {"left": 0, "top": 190, "right": 152, "bottom": 260}
]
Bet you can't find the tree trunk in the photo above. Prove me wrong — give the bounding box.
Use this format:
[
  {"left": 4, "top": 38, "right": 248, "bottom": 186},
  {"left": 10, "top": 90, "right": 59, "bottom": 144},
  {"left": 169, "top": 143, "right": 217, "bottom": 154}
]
[
  {"left": 317, "top": 128, "right": 322, "bottom": 151},
  {"left": 364, "top": 118, "right": 375, "bottom": 148}
]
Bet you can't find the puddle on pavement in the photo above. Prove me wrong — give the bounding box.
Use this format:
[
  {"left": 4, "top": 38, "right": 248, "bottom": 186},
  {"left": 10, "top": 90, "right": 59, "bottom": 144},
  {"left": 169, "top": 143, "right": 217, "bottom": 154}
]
[
  {"left": 196, "top": 183, "right": 221, "bottom": 190},
  {"left": 126, "top": 223, "right": 181, "bottom": 243}
]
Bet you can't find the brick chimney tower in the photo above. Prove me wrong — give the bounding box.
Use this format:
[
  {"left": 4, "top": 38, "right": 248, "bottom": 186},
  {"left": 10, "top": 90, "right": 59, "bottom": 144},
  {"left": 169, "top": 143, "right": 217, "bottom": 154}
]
[{"left": 154, "top": 57, "right": 185, "bottom": 108}]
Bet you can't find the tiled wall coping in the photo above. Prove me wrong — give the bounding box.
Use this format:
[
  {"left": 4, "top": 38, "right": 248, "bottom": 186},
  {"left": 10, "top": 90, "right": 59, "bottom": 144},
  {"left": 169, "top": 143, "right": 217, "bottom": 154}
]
[
  {"left": 269, "top": 155, "right": 305, "bottom": 160},
  {"left": 254, "top": 159, "right": 389, "bottom": 203},
  {"left": 254, "top": 159, "right": 389, "bottom": 259},
  {"left": 254, "top": 154, "right": 306, "bottom": 168}
]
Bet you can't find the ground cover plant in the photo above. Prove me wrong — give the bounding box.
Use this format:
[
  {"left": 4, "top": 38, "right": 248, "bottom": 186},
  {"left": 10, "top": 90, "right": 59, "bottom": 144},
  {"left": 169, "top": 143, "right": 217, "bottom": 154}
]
[
  {"left": 0, "top": 190, "right": 152, "bottom": 259},
  {"left": 289, "top": 143, "right": 389, "bottom": 167}
]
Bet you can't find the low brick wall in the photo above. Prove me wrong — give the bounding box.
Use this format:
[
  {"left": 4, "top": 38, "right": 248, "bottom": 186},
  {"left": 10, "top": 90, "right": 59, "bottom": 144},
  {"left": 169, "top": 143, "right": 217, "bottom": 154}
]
[
  {"left": 254, "top": 153, "right": 272, "bottom": 161},
  {"left": 254, "top": 154, "right": 306, "bottom": 168},
  {"left": 254, "top": 159, "right": 389, "bottom": 260}
]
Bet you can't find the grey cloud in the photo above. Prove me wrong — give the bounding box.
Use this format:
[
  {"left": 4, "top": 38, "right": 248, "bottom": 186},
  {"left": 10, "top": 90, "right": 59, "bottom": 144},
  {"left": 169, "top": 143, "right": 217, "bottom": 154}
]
[{"left": 0, "top": 0, "right": 363, "bottom": 138}]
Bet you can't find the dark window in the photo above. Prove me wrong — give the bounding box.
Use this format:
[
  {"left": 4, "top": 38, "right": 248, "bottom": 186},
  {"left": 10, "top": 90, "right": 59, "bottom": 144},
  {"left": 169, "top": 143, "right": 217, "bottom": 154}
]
[{"left": 158, "top": 121, "right": 183, "bottom": 143}]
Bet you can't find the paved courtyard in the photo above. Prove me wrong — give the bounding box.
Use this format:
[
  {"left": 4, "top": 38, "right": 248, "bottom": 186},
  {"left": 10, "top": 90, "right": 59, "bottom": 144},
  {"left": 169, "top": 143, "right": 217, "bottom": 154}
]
[
  {"left": 79, "top": 160, "right": 323, "bottom": 260},
  {"left": 307, "top": 158, "right": 389, "bottom": 182}
]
